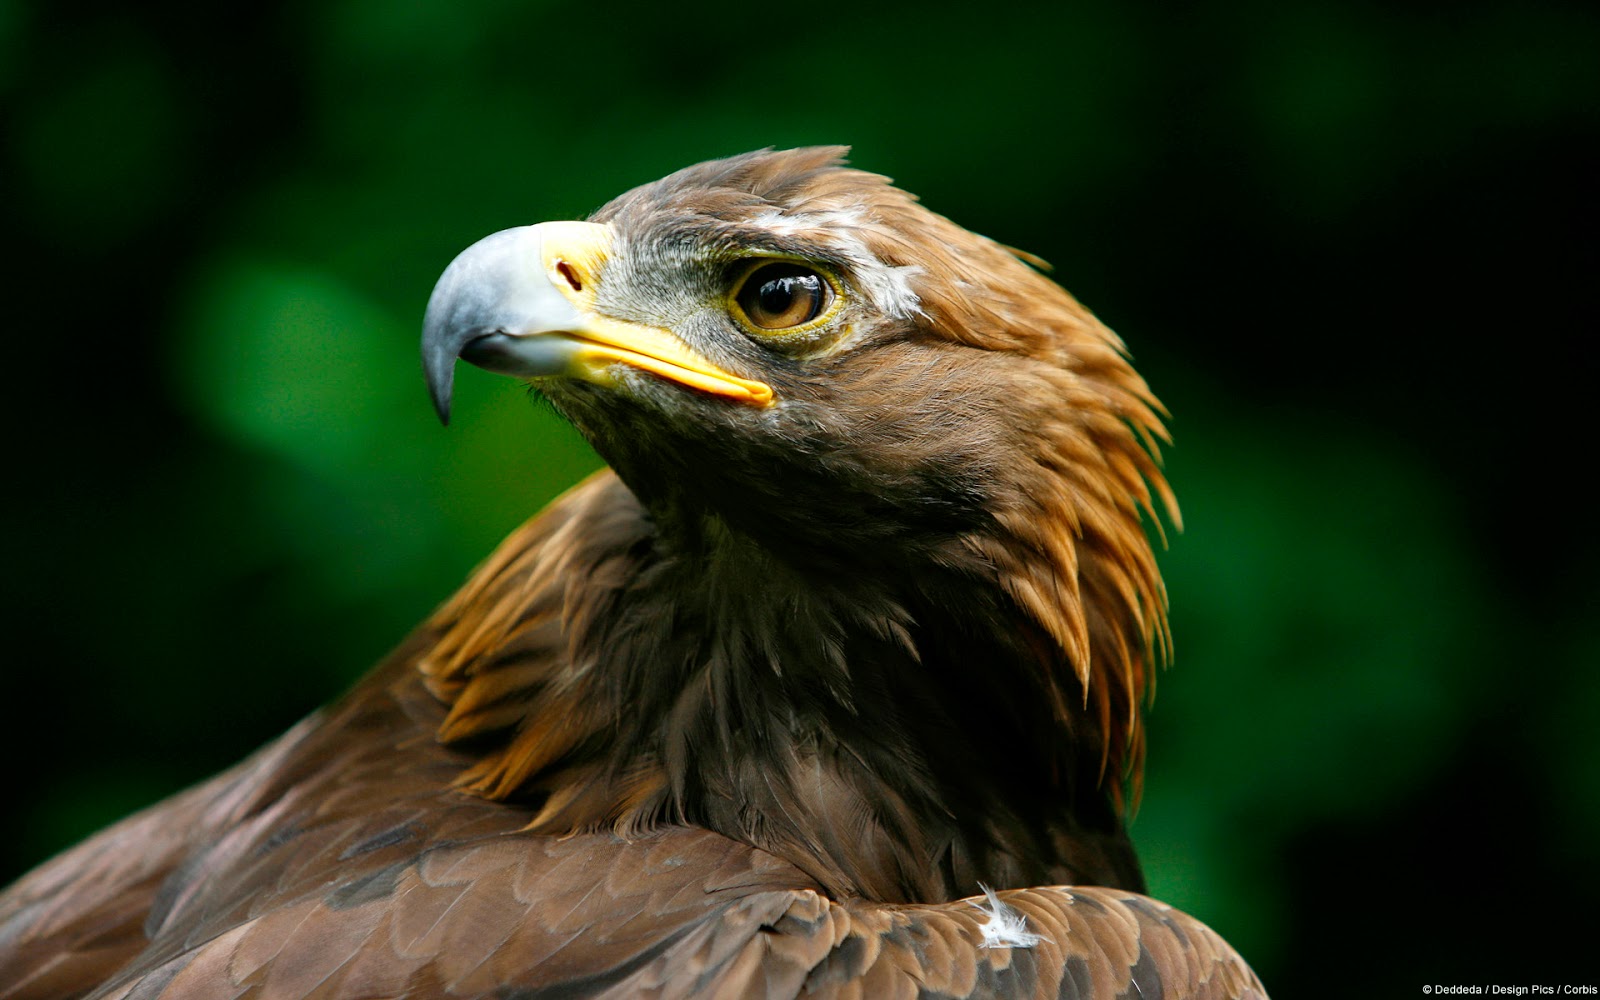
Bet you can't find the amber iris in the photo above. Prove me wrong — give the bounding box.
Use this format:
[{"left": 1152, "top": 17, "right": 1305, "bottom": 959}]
[{"left": 735, "top": 262, "right": 833, "bottom": 330}]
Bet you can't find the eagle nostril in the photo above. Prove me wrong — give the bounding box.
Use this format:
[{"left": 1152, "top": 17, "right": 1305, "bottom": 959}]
[{"left": 556, "top": 260, "right": 583, "bottom": 293}]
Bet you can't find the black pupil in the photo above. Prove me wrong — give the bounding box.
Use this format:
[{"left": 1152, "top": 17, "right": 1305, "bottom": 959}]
[
  {"left": 743, "top": 264, "right": 824, "bottom": 327},
  {"left": 759, "top": 276, "right": 804, "bottom": 315}
]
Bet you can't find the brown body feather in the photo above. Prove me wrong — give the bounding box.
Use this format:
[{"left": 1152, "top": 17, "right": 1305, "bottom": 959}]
[
  {"left": 0, "top": 638, "right": 1260, "bottom": 999},
  {"left": 421, "top": 466, "right": 1148, "bottom": 904},
  {"left": 0, "top": 148, "right": 1264, "bottom": 998}
]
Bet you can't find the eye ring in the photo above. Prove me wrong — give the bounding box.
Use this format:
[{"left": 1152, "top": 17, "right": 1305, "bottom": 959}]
[{"left": 730, "top": 261, "right": 839, "bottom": 334}]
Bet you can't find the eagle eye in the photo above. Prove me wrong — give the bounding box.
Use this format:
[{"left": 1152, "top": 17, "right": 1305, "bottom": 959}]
[{"left": 733, "top": 262, "right": 835, "bottom": 331}]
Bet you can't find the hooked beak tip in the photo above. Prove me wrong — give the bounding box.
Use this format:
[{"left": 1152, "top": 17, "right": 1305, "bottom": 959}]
[{"left": 422, "top": 334, "right": 457, "bottom": 427}]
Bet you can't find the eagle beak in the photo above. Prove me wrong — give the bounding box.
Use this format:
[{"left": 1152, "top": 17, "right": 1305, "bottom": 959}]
[{"left": 421, "top": 221, "right": 773, "bottom": 424}]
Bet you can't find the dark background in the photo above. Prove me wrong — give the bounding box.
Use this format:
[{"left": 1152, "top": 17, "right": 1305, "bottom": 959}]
[{"left": 3, "top": 1, "right": 1595, "bottom": 994}]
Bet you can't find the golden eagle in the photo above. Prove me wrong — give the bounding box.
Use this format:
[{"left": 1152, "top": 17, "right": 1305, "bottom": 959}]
[{"left": 0, "top": 148, "right": 1264, "bottom": 999}]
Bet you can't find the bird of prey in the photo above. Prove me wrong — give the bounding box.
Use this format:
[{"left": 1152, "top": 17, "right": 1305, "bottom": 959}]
[{"left": 0, "top": 148, "right": 1266, "bottom": 999}]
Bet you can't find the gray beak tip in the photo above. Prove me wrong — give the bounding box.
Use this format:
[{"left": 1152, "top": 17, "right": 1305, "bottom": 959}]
[
  {"left": 422, "top": 333, "right": 457, "bottom": 427},
  {"left": 420, "top": 225, "right": 568, "bottom": 427}
]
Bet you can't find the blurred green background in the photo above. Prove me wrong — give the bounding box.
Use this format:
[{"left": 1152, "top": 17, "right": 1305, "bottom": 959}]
[{"left": 3, "top": 0, "right": 1595, "bottom": 993}]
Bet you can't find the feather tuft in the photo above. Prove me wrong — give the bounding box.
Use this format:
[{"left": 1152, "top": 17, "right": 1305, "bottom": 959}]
[{"left": 972, "top": 883, "right": 1045, "bottom": 949}]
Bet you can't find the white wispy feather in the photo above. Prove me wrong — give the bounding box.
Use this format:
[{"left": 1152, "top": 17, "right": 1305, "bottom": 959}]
[{"left": 972, "top": 883, "right": 1046, "bottom": 949}]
